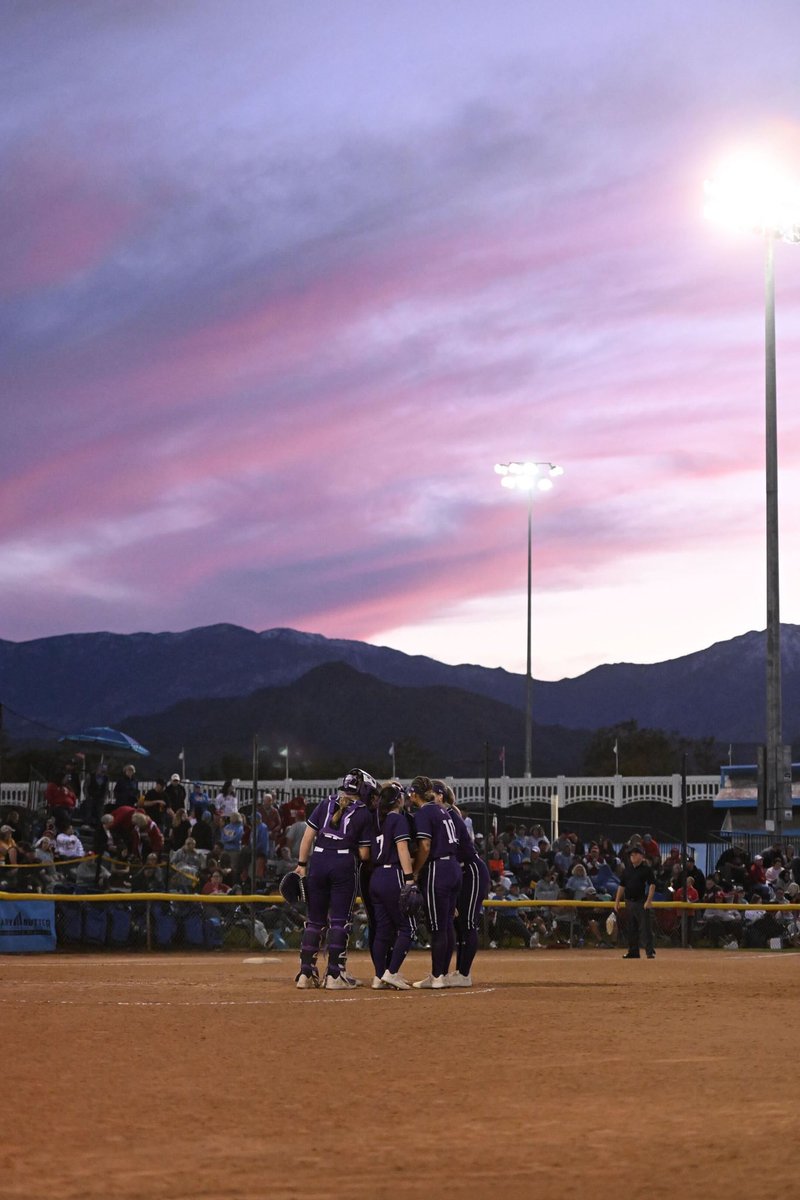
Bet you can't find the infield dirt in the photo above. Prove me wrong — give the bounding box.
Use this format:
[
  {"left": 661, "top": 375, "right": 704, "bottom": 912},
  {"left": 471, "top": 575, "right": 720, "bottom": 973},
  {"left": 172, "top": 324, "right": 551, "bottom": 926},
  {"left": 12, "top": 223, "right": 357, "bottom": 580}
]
[{"left": 3, "top": 949, "right": 796, "bottom": 1199}]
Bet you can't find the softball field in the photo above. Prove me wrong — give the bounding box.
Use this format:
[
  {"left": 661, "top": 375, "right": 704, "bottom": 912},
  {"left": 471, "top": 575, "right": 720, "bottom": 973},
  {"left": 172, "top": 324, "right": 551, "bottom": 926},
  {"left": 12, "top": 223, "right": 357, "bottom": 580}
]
[{"left": 3, "top": 949, "right": 796, "bottom": 1199}]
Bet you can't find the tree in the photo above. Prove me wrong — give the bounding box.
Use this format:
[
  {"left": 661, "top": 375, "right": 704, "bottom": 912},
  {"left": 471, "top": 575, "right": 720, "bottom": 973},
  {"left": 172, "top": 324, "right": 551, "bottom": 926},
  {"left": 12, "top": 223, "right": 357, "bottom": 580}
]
[{"left": 581, "top": 720, "right": 724, "bottom": 776}]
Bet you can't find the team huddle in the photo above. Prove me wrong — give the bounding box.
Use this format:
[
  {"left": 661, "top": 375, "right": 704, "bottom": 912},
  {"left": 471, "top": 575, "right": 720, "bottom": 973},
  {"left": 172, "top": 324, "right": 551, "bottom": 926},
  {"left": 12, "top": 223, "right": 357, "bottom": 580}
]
[{"left": 280, "top": 770, "right": 490, "bottom": 990}]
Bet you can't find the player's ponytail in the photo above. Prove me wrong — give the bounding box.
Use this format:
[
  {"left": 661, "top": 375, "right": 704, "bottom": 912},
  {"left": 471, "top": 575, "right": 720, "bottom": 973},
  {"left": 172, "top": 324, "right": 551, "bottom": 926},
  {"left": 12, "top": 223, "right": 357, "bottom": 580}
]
[
  {"left": 330, "top": 792, "right": 351, "bottom": 828},
  {"left": 410, "top": 775, "right": 435, "bottom": 803},
  {"left": 377, "top": 782, "right": 404, "bottom": 827}
]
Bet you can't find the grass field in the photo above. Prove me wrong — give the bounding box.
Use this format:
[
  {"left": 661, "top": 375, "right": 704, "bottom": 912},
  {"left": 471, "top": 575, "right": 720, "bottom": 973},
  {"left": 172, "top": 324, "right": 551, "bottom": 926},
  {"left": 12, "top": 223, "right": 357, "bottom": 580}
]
[{"left": 3, "top": 948, "right": 797, "bottom": 1199}]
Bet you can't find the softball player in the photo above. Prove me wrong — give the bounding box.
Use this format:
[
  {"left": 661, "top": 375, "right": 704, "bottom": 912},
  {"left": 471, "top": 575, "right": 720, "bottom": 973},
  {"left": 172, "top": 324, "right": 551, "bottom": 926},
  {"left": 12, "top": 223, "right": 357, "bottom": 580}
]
[
  {"left": 432, "top": 780, "right": 490, "bottom": 987},
  {"left": 368, "top": 781, "right": 417, "bottom": 990},
  {"left": 293, "top": 769, "right": 377, "bottom": 989},
  {"left": 407, "top": 775, "right": 462, "bottom": 989}
]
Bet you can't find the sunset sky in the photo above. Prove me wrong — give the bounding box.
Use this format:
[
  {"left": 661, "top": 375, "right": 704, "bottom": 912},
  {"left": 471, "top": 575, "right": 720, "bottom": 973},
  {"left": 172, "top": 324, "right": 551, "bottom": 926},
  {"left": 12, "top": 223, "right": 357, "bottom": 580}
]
[{"left": 3, "top": 1, "right": 800, "bottom": 680}]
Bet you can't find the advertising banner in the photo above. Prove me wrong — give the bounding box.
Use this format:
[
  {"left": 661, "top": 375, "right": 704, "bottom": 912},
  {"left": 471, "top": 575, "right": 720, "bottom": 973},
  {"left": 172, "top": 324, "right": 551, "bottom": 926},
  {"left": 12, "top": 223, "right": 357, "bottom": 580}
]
[{"left": 0, "top": 901, "right": 57, "bottom": 953}]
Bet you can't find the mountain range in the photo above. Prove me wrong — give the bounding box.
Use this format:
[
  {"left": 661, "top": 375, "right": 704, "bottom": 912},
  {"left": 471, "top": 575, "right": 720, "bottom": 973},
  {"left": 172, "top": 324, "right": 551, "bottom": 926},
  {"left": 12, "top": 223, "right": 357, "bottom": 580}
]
[{"left": 1, "top": 622, "right": 799, "bottom": 763}]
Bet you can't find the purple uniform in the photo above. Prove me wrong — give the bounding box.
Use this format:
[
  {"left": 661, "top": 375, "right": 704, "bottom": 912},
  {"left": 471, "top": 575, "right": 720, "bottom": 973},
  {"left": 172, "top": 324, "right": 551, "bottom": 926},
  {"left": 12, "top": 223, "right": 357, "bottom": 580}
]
[
  {"left": 413, "top": 802, "right": 462, "bottom": 978},
  {"left": 448, "top": 804, "right": 490, "bottom": 978},
  {"left": 299, "top": 796, "right": 372, "bottom": 980},
  {"left": 368, "top": 810, "right": 416, "bottom": 977}
]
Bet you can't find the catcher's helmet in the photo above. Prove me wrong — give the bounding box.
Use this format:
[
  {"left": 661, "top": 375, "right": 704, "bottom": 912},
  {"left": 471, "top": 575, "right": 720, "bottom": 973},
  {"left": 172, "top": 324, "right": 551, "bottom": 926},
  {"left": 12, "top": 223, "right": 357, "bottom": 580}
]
[{"left": 341, "top": 768, "right": 379, "bottom": 803}]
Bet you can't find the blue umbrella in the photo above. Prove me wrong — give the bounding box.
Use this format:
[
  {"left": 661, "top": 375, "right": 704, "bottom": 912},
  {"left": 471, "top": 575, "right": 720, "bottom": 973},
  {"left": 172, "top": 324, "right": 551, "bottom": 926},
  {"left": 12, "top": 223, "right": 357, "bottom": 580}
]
[{"left": 59, "top": 726, "right": 151, "bottom": 757}]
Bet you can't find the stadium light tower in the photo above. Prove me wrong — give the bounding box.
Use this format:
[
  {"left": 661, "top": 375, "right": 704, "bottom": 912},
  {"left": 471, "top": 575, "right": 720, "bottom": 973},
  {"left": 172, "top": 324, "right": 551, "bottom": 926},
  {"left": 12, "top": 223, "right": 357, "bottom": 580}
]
[
  {"left": 704, "top": 152, "right": 800, "bottom": 838},
  {"left": 495, "top": 460, "right": 564, "bottom": 777}
]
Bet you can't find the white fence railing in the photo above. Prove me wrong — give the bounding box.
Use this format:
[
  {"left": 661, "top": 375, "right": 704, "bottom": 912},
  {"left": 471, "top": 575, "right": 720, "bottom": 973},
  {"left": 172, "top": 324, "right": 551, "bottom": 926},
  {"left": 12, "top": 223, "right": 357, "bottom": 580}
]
[{"left": 1, "top": 775, "right": 721, "bottom": 812}]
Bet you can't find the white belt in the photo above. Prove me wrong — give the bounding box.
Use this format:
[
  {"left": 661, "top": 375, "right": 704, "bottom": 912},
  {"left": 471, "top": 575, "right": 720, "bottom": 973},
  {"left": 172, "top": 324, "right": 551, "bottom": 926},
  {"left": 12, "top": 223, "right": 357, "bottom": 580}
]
[
  {"left": 381, "top": 864, "right": 396, "bottom": 869},
  {"left": 313, "top": 846, "right": 350, "bottom": 854}
]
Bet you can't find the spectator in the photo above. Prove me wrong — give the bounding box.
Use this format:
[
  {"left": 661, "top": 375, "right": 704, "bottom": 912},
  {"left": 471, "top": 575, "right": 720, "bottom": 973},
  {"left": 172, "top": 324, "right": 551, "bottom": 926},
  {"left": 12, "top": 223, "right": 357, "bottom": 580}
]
[
  {"left": 93, "top": 815, "right": 116, "bottom": 886},
  {"left": 765, "top": 857, "right": 787, "bottom": 890},
  {"left": 142, "top": 779, "right": 169, "bottom": 829},
  {"left": 215, "top": 781, "right": 239, "bottom": 818},
  {"left": 279, "top": 793, "right": 306, "bottom": 840},
  {"left": 0, "top": 825, "right": 19, "bottom": 866},
  {"left": 221, "top": 812, "right": 245, "bottom": 872},
  {"left": 674, "top": 876, "right": 699, "bottom": 902},
  {"left": 564, "top": 863, "right": 596, "bottom": 898},
  {"left": 55, "top": 824, "right": 85, "bottom": 860},
  {"left": 191, "top": 810, "right": 215, "bottom": 852},
  {"left": 165, "top": 774, "right": 188, "bottom": 814},
  {"left": 201, "top": 869, "right": 230, "bottom": 896},
  {"left": 131, "top": 853, "right": 166, "bottom": 893},
  {"left": 63, "top": 759, "right": 83, "bottom": 804},
  {"left": 553, "top": 842, "right": 575, "bottom": 881},
  {"left": 45, "top": 775, "right": 78, "bottom": 831},
  {"left": 171, "top": 837, "right": 204, "bottom": 882},
  {"left": 685, "top": 856, "right": 706, "bottom": 897},
  {"left": 110, "top": 806, "right": 164, "bottom": 859},
  {"left": 112, "top": 765, "right": 139, "bottom": 810},
  {"left": 260, "top": 792, "right": 282, "bottom": 848},
  {"left": 592, "top": 859, "right": 621, "bottom": 898},
  {"left": 640, "top": 832, "right": 661, "bottom": 866},
  {"left": 33, "top": 836, "right": 58, "bottom": 889},
  {"left": 531, "top": 825, "right": 550, "bottom": 851},
  {"left": 167, "top": 808, "right": 191, "bottom": 853},
  {"left": 186, "top": 781, "right": 209, "bottom": 818},
  {"left": 84, "top": 763, "right": 110, "bottom": 824},
  {"left": 487, "top": 883, "right": 535, "bottom": 948},
  {"left": 284, "top": 812, "right": 307, "bottom": 861}
]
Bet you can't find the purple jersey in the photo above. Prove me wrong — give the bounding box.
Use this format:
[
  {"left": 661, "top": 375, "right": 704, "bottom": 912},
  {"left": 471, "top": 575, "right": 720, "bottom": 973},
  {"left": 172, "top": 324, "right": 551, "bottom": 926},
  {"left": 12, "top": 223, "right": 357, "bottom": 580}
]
[
  {"left": 413, "top": 802, "right": 459, "bottom": 860},
  {"left": 447, "top": 805, "right": 480, "bottom": 865},
  {"left": 308, "top": 796, "right": 372, "bottom": 854},
  {"left": 374, "top": 810, "right": 412, "bottom": 867}
]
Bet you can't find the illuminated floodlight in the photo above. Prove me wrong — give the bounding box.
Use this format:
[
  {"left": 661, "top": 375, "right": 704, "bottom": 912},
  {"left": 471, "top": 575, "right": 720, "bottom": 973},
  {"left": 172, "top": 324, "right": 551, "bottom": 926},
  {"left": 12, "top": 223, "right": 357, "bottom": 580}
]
[
  {"left": 495, "top": 460, "right": 563, "bottom": 492},
  {"left": 704, "top": 151, "right": 800, "bottom": 242}
]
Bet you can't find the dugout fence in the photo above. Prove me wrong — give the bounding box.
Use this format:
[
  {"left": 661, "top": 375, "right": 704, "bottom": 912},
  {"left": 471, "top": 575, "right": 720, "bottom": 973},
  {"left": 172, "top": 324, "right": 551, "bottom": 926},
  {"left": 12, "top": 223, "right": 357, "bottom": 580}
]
[{"left": 1, "top": 893, "right": 799, "bottom": 955}]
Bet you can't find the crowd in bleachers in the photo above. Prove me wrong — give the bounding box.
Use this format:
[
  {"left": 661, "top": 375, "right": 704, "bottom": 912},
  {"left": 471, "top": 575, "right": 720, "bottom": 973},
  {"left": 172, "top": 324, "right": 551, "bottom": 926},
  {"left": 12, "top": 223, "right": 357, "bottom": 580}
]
[
  {"left": 479, "top": 824, "right": 800, "bottom": 949},
  {"left": 0, "top": 763, "right": 315, "bottom": 948},
  {"left": 3, "top": 763, "right": 800, "bottom": 950}
]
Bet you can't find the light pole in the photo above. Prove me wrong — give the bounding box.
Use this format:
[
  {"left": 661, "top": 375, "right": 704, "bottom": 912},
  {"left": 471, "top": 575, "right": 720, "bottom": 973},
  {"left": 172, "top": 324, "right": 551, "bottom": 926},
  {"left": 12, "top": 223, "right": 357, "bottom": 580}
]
[
  {"left": 495, "top": 460, "right": 564, "bottom": 777},
  {"left": 704, "top": 154, "right": 800, "bottom": 837}
]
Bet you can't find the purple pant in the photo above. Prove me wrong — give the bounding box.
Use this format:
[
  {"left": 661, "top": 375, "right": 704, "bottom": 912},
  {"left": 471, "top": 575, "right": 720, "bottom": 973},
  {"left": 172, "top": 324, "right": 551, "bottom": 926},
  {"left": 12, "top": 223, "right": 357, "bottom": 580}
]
[
  {"left": 455, "top": 858, "right": 490, "bottom": 977},
  {"left": 420, "top": 856, "right": 461, "bottom": 978},
  {"left": 299, "top": 851, "right": 358, "bottom": 978},
  {"left": 368, "top": 865, "right": 416, "bottom": 976}
]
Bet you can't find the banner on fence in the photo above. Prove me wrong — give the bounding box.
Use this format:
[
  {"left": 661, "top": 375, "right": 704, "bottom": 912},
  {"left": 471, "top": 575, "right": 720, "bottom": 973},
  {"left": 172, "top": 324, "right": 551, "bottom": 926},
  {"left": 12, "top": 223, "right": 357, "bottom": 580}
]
[{"left": 0, "top": 900, "right": 57, "bottom": 953}]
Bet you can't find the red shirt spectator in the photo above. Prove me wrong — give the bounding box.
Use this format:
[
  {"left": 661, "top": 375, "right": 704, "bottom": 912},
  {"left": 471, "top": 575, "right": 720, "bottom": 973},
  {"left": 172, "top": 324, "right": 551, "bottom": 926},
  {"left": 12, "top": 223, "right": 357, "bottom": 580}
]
[
  {"left": 110, "top": 806, "right": 164, "bottom": 857},
  {"left": 280, "top": 794, "right": 306, "bottom": 834},
  {"left": 45, "top": 782, "right": 77, "bottom": 812},
  {"left": 202, "top": 871, "right": 230, "bottom": 895},
  {"left": 748, "top": 858, "right": 767, "bottom": 888}
]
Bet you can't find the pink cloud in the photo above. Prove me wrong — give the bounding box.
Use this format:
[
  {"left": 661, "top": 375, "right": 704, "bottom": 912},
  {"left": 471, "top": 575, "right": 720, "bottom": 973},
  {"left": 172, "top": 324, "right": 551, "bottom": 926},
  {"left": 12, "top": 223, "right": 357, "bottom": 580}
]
[{"left": 0, "top": 145, "right": 141, "bottom": 294}]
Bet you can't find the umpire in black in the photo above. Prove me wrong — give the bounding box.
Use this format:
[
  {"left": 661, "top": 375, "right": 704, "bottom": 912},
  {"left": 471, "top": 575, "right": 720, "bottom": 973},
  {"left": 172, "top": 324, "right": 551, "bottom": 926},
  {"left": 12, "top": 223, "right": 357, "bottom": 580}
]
[{"left": 614, "top": 845, "right": 656, "bottom": 959}]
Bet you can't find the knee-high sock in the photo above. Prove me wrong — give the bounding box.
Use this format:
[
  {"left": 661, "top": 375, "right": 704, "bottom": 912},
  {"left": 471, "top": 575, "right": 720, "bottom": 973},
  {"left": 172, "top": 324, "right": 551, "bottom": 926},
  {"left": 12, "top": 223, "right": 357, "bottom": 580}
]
[
  {"left": 387, "top": 928, "right": 413, "bottom": 974},
  {"left": 457, "top": 929, "right": 479, "bottom": 976}
]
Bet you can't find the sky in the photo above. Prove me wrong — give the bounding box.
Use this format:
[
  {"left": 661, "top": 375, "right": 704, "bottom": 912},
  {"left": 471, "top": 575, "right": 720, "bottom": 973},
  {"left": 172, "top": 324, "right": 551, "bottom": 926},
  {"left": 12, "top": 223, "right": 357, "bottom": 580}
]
[{"left": 3, "top": 0, "right": 800, "bottom": 681}]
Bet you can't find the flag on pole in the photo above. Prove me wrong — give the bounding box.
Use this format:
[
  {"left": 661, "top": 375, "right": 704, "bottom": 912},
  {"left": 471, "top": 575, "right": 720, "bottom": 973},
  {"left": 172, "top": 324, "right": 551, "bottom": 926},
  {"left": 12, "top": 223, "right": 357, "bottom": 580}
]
[
  {"left": 388, "top": 742, "right": 395, "bottom": 756},
  {"left": 499, "top": 746, "right": 506, "bottom": 774},
  {"left": 279, "top": 747, "right": 288, "bottom": 757},
  {"left": 178, "top": 748, "right": 185, "bottom": 762}
]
